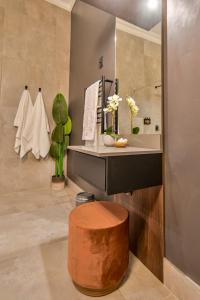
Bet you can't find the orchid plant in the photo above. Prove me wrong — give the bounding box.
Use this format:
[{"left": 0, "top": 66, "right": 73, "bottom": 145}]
[
  {"left": 103, "top": 94, "right": 122, "bottom": 134},
  {"left": 126, "top": 96, "right": 140, "bottom": 134}
]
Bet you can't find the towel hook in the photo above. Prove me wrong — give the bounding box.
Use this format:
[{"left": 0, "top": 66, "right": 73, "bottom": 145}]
[
  {"left": 25, "top": 85, "right": 28, "bottom": 90},
  {"left": 39, "top": 88, "right": 42, "bottom": 92}
]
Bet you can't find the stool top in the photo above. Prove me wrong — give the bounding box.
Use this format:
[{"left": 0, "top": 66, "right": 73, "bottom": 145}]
[{"left": 70, "top": 201, "right": 128, "bottom": 230}]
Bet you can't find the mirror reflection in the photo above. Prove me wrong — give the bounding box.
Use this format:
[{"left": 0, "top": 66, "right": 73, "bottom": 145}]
[{"left": 116, "top": 19, "right": 162, "bottom": 136}]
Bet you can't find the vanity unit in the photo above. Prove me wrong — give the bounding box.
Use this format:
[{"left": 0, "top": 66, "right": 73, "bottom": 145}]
[{"left": 68, "top": 146, "right": 162, "bottom": 196}]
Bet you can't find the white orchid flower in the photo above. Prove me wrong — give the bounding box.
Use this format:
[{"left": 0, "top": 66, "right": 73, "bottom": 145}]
[
  {"left": 108, "top": 94, "right": 122, "bottom": 102},
  {"left": 126, "top": 96, "right": 139, "bottom": 117},
  {"left": 104, "top": 94, "right": 122, "bottom": 114}
]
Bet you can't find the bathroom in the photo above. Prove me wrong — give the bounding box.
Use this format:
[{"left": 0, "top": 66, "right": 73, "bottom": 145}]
[{"left": 0, "top": 0, "right": 199, "bottom": 299}]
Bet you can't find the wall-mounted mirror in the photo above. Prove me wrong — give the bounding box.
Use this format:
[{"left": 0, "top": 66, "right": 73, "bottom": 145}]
[
  {"left": 116, "top": 18, "right": 162, "bottom": 137},
  {"left": 70, "top": 0, "right": 163, "bottom": 149}
]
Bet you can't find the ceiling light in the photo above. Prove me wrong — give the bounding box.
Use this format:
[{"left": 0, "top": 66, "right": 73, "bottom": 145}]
[{"left": 147, "top": 0, "right": 159, "bottom": 10}]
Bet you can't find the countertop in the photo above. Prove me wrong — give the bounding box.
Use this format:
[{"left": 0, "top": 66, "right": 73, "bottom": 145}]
[{"left": 68, "top": 145, "right": 162, "bottom": 157}]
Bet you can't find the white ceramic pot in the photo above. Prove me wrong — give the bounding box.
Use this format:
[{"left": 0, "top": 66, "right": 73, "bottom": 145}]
[{"left": 103, "top": 135, "right": 115, "bottom": 147}]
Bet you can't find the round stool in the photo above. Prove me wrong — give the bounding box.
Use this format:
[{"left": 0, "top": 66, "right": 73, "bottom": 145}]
[{"left": 68, "top": 201, "right": 129, "bottom": 297}]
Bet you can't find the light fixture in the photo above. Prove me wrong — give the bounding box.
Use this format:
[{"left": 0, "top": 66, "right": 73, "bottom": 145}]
[{"left": 147, "top": 0, "right": 159, "bottom": 10}]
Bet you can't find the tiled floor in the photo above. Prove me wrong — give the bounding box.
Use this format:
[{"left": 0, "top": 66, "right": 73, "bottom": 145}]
[{"left": 0, "top": 187, "right": 178, "bottom": 300}]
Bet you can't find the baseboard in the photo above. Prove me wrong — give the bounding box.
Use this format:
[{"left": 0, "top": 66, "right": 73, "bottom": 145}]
[
  {"left": 164, "top": 258, "right": 200, "bottom": 300},
  {"left": 68, "top": 179, "right": 83, "bottom": 194}
]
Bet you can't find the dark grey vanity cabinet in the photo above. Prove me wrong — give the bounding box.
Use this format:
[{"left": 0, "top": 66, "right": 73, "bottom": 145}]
[{"left": 68, "top": 150, "right": 162, "bottom": 195}]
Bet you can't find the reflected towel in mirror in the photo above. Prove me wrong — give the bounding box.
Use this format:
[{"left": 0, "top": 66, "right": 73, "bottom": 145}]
[{"left": 82, "top": 80, "right": 100, "bottom": 141}]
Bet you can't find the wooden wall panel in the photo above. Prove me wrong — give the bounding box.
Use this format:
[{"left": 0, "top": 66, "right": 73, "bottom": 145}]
[{"left": 113, "top": 186, "right": 164, "bottom": 281}]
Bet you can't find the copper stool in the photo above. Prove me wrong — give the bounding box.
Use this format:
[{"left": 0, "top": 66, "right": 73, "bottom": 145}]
[{"left": 68, "top": 201, "right": 129, "bottom": 297}]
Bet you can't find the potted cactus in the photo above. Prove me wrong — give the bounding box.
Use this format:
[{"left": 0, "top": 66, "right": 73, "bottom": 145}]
[{"left": 49, "top": 94, "right": 72, "bottom": 190}]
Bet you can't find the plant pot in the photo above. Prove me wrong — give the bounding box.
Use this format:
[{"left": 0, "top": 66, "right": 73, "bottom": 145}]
[
  {"left": 51, "top": 175, "right": 65, "bottom": 191},
  {"left": 103, "top": 135, "right": 115, "bottom": 147}
]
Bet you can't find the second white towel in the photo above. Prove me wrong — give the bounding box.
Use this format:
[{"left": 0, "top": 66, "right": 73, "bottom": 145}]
[{"left": 23, "top": 91, "right": 50, "bottom": 159}]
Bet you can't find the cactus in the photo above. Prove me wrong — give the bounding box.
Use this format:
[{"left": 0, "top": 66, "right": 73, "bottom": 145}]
[{"left": 49, "top": 94, "right": 72, "bottom": 178}]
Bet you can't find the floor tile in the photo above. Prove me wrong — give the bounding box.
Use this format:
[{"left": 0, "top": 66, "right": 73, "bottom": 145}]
[
  {"left": 0, "top": 188, "right": 177, "bottom": 300},
  {"left": 120, "top": 257, "right": 171, "bottom": 300}
]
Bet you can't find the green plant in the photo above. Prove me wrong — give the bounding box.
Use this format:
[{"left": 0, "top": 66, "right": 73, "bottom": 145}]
[
  {"left": 132, "top": 127, "right": 140, "bottom": 135},
  {"left": 105, "top": 127, "right": 120, "bottom": 140},
  {"left": 105, "top": 126, "right": 113, "bottom": 135},
  {"left": 110, "top": 133, "right": 120, "bottom": 140},
  {"left": 49, "top": 94, "right": 72, "bottom": 178}
]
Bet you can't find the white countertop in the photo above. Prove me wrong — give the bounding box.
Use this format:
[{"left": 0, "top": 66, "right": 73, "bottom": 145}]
[{"left": 68, "top": 145, "right": 162, "bottom": 157}]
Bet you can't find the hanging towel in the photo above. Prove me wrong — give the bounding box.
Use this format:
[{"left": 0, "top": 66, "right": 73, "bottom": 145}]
[
  {"left": 23, "top": 91, "right": 50, "bottom": 159},
  {"left": 82, "top": 80, "right": 100, "bottom": 141},
  {"left": 14, "top": 89, "right": 33, "bottom": 158}
]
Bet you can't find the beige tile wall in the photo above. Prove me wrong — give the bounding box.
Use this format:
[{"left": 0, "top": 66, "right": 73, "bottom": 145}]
[{"left": 0, "top": 0, "right": 71, "bottom": 193}]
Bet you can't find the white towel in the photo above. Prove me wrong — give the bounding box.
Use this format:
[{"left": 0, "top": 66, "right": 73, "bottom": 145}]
[
  {"left": 23, "top": 92, "right": 50, "bottom": 159},
  {"left": 14, "top": 89, "right": 33, "bottom": 158},
  {"left": 82, "top": 80, "right": 100, "bottom": 141}
]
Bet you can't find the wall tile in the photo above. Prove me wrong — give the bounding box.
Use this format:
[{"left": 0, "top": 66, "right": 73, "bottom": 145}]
[
  {"left": 56, "top": 11, "right": 71, "bottom": 56},
  {"left": 144, "top": 40, "right": 161, "bottom": 59},
  {"left": 0, "top": 57, "right": 27, "bottom": 107},
  {"left": 0, "top": 0, "right": 25, "bottom": 13},
  {"left": 0, "top": 0, "right": 70, "bottom": 194},
  {"left": 0, "top": 7, "right": 4, "bottom": 56},
  {"left": 24, "top": 0, "right": 57, "bottom": 27},
  {"left": 0, "top": 156, "right": 53, "bottom": 193},
  {"left": 0, "top": 120, "right": 17, "bottom": 159},
  {"left": 144, "top": 56, "right": 161, "bottom": 86},
  {"left": 3, "top": 7, "right": 24, "bottom": 36}
]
